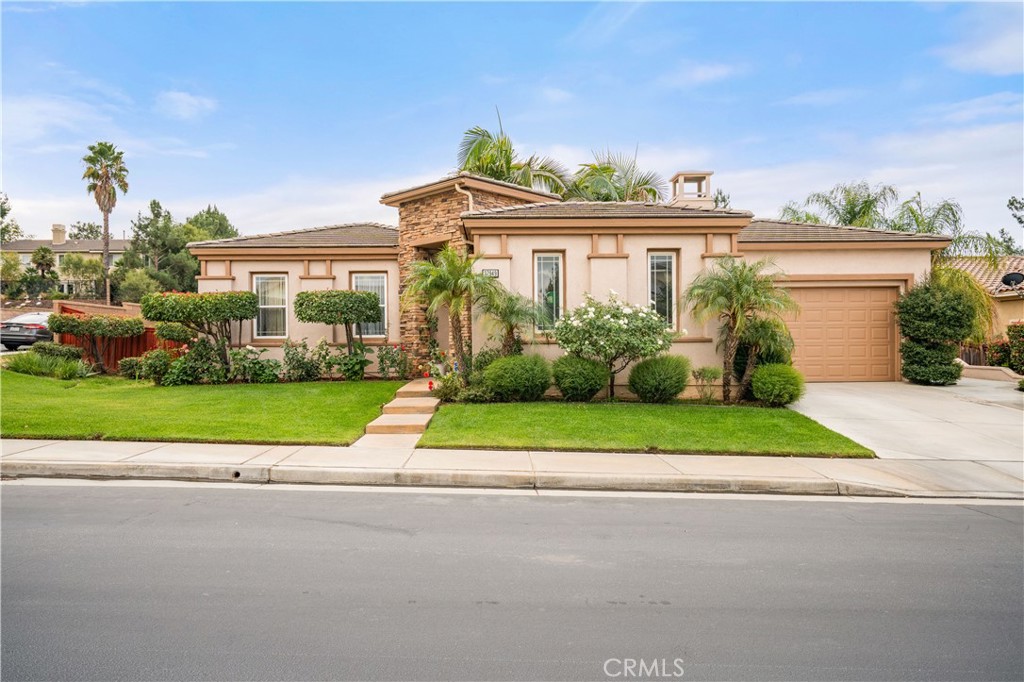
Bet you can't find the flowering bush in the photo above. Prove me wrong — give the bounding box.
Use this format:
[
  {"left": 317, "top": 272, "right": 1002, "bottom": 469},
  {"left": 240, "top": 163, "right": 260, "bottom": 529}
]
[
  {"left": 554, "top": 292, "right": 676, "bottom": 398},
  {"left": 161, "top": 339, "right": 228, "bottom": 386},
  {"left": 282, "top": 339, "right": 326, "bottom": 382},
  {"left": 376, "top": 343, "right": 412, "bottom": 380},
  {"left": 228, "top": 346, "right": 281, "bottom": 384}
]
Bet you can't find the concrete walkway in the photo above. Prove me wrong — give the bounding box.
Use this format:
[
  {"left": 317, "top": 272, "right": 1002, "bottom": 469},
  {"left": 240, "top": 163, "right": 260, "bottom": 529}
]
[{"left": 2, "top": 437, "right": 1021, "bottom": 499}]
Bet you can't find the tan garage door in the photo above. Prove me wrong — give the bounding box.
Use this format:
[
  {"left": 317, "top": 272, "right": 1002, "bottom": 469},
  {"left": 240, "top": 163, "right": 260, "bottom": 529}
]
[{"left": 784, "top": 286, "right": 898, "bottom": 382}]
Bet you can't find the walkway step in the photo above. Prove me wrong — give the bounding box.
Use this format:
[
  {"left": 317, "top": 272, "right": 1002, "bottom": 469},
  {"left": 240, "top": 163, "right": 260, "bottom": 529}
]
[
  {"left": 384, "top": 397, "right": 440, "bottom": 415},
  {"left": 396, "top": 379, "right": 434, "bottom": 398},
  {"left": 365, "top": 413, "right": 433, "bottom": 435}
]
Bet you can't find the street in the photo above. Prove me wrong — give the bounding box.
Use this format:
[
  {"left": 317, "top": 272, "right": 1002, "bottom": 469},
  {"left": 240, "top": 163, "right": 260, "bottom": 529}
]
[{"left": 2, "top": 483, "right": 1021, "bottom": 682}]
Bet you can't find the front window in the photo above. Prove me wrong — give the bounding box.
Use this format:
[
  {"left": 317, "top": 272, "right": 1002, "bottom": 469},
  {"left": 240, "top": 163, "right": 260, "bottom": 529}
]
[
  {"left": 649, "top": 252, "right": 675, "bottom": 327},
  {"left": 254, "top": 275, "right": 287, "bottom": 338},
  {"left": 352, "top": 273, "right": 387, "bottom": 337},
  {"left": 535, "top": 253, "right": 563, "bottom": 330}
]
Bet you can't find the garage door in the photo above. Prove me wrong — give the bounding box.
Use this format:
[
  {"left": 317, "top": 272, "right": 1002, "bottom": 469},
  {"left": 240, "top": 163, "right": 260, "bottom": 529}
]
[{"left": 784, "top": 286, "right": 898, "bottom": 382}]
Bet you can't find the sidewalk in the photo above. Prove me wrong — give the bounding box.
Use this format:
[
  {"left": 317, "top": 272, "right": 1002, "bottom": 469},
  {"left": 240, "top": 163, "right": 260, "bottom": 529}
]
[{"left": 2, "top": 437, "right": 1021, "bottom": 499}]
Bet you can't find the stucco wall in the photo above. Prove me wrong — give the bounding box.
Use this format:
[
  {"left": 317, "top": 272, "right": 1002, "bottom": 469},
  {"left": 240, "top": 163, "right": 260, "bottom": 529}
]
[{"left": 994, "top": 297, "right": 1024, "bottom": 336}]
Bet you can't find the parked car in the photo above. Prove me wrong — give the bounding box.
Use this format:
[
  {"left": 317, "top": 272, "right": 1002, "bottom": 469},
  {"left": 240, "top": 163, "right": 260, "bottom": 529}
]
[{"left": 0, "top": 312, "right": 53, "bottom": 350}]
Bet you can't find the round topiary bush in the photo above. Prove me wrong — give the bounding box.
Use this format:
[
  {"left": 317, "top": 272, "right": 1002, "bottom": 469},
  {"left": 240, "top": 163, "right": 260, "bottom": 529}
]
[
  {"left": 751, "top": 363, "right": 805, "bottom": 406},
  {"left": 627, "top": 355, "right": 691, "bottom": 403},
  {"left": 483, "top": 355, "right": 551, "bottom": 402},
  {"left": 899, "top": 340, "right": 962, "bottom": 386},
  {"left": 552, "top": 355, "right": 609, "bottom": 402}
]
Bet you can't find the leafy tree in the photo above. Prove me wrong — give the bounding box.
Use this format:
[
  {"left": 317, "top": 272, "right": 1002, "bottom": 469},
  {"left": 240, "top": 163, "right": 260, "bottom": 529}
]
[
  {"left": 1, "top": 251, "right": 23, "bottom": 290},
  {"left": 293, "top": 289, "right": 381, "bottom": 353},
  {"left": 458, "top": 123, "right": 569, "bottom": 194},
  {"left": 1009, "top": 196, "right": 1024, "bottom": 227},
  {"left": 779, "top": 181, "right": 898, "bottom": 228},
  {"left": 82, "top": 141, "right": 129, "bottom": 304},
  {"left": 140, "top": 291, "right": 259, "bottom": 366},
  {"left": 566, "top": 150, "right": 667, "bottom": 202},
  {"left": 47, "top": 313, "right": 145, "bottom": 374},
  {"left": 0, "top": 192, "right": 26, "bottom": 243},
  {"left": 479, "top": 290, "right": 545, "bottom": 355},
  {"left": 130, "top": 200, "right": 182, "bottom": 271},
  {"left": 403, "top": 245, "right": 503, "bottom": 380},
  {"left": 553, "top": 292, "right": 675, "bottom": 399},
  {"left": 31, "top": 246, "right": 56, "bottom": 277},
  {"left": 713, "top": 189, "right": 731, "bottom": 209},
  {"left": 59, "top": 254, "right": 106, "bottom": 298},
  {"left": 683, "top": 257, "right": 797, "bottom": 403},
  {"left": 184, "top": 205, "right": 238, "bottom": 240},
  {"left": 119, "top": 268, "right": 162, "bottom": 302},
  {"left": 68, "top": 221, "right": 103, "bottom": 240},
  {"left": 996, "top": 228, "right": 1024, "bottom": 256}
]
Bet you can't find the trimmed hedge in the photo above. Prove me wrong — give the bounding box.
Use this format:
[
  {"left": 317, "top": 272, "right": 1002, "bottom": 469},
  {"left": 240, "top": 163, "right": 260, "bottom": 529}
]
[
  {"left": 894, "top": 281, "right": 974, "bottom": 386},
  {"left": 154, "top": 322, "right": 193, "bottom": 344},
  {"left": 627, "top": 355, "right": 691, "bottom": 403},
  {"left": 293, "top": 290, "right": 380, "bottom": 352},
  {"left": 32, "top": 341, "right": 84, "bottom": 360},
  {"left": 1008, "top": 323, "right": 1024, "bottom": 375},
  {"left": 552, "top": 355, "right": 609, "bottom": 402},
  {"left": 140, "top": 291, "right": 258, "bottom": 326},
  {"left": 48, "top": 313, "right": 145, "bottom": 373},
  {"left": 118, "top": 356, "right": 145, "bottom": 380},
  {"left": 483, "top": 355, "right": 551, "bottom": 402},
  {"left": 751, "top": 363, "right": 805, "bottom": 406},
  {"left": 899, "top": 340, "right": 962, "bottom": 385}
]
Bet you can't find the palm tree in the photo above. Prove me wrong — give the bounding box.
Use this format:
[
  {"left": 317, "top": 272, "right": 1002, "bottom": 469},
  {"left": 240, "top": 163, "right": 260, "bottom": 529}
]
[
  {"left": 479, "top": 290, "right": 545, "bottom": 355},
  {"left": 82, "top": 141, "right": 129, "bottom": 305},
  {"left": 403, "top": 245, "right": 503, "bottom": 380},
  {"left": 458, "top": 125, "right": 569, "bottom": 194},
  {"left": 683, "top": 257, "right": 798, "bottom": 403},
  {"left": 566, "top": 150, "right": 667, "bottom": 202},
  {"left": 779, "top": 181, "right": 898, "bottom": 228}
]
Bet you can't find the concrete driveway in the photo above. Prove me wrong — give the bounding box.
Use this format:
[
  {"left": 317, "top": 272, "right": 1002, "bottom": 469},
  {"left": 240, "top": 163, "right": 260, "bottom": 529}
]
[{"left": 791, "top": 379, "right": 1023, "bottom": 464}]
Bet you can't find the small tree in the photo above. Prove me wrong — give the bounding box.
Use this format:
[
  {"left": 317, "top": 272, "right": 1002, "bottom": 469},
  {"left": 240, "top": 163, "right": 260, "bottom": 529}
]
[
  {"left": 554, "top": 292, "right": 675, "bottom": 398},
  {"left": 48, "top": 313, "right": 145, "bottom": 373},
  {"left": 479, "top": 289, "right": 544, "bottom": 355},
  {"left": 734, "top": 317, "right": 795, "bottom": 400},
  {"left": 894, "top": 278, "right": 974, "bottom": 385},
  {"left": 31, "top": 246, "right": 56, "bottom": 277},
  {"left": 1, "top": 251, "right": 22, "bottom": 290},
  {"left": 140, "top": 291, "right": 258, "bottom": 365},
  {"left": 59, "top": 254, "right": 106, "bottom": 298},
  {"left": 119, "top": 268, "right": 162, "bottom": 302},
  {"left": 293, "top": 289, "right": 381, "bottom": 353}
]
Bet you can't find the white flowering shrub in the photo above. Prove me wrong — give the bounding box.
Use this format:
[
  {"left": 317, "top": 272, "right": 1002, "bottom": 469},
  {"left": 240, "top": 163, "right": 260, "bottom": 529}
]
[{"left": 554, "top": 292, "right": 677, "bottom": 397}]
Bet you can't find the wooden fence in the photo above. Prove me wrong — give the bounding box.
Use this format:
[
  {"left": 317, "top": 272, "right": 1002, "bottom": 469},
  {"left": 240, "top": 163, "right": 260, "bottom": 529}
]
[{"left": 52, "top": 301, "right": 182, "bottom": 369}]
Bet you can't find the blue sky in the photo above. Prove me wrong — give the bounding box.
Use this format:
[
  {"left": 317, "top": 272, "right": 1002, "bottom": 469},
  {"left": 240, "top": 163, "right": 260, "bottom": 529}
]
[{"left": 3, "top": 1, "right": 1022, "bottom": 239}]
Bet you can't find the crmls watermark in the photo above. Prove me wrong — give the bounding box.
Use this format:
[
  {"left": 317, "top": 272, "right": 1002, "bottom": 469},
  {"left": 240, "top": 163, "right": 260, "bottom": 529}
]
[{"left": 603, "top": 658, "right": 685, "bottom": 679}]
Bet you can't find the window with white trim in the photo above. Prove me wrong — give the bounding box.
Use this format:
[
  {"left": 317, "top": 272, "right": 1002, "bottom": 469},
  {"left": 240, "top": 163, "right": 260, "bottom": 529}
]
[
  {"left": 535, "top": 253, "right": 563, "bottom": 330},
  {"left": 352, "top": 273, "right": 387, "bottom": 337},
  {"left": 253, "top": 275, "right": 287, "bottom": 338},
  {"left": 649, "top": 252, "right": 675, "bottom": 327}
]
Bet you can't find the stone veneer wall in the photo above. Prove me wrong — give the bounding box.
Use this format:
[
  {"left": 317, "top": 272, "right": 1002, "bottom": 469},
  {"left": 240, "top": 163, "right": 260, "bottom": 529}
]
[{"left": 396, "top": 187, "right": 535, "bottom": 364}]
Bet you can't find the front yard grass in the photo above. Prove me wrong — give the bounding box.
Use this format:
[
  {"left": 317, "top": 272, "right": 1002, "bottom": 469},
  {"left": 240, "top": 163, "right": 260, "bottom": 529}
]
[
  {"left": 0, "top": 371, "right": 402, "bottom": 445},
  {"left": 419, "top": 402, "right": 873, "bottom": 458}
]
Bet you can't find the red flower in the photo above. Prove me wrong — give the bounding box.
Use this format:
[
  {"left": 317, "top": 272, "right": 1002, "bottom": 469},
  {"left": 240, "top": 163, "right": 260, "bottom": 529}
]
[{"left": 422, "top": 371, "right": 430, "bottom": 378}]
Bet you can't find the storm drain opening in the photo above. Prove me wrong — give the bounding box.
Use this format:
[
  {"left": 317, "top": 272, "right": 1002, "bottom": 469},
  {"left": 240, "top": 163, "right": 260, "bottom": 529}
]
[{"left": 232, "top": 471, "right": 241, "bottom": 479}]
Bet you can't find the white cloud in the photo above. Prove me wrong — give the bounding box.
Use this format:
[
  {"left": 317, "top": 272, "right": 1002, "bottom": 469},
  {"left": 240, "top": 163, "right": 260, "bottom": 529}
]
[
  {"left": 924, "top": 92, "right": 1023, "bottom": 124},
  {"left": 155, "top": 90, "right": 218, "bottom": 121},
  {"left": 540, "top": 87, "right": 573, "bottom": 104},
  {"left": 935, "top": 4, "right": 1024, "bottom": 76},
  {"left": 656, "top": 61, "right": 743, "bottom": 89},
  {"left": 779, "top": 88, "right": 863, "bottom": 107},
  {"left": 4, "top": 94, "right": 113, "bottom": 142}
]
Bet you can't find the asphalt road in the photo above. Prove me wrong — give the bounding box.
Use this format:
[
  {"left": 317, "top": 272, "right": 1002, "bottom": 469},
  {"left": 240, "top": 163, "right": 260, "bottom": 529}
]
[{"left": 2, "top": 484, "right": 1021, "bottom": 682}]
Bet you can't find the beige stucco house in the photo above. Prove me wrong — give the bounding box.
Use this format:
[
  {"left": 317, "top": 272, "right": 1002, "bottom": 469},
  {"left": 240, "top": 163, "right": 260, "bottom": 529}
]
[
  {"left": 189, "top": 171, "right": 949, "bottom": 383},
  {"left": 2, "top": 224, "right": 129, "bottom": 295},
  {"left": 950, "top": 256, "right": 1024, "bottom": 337}
]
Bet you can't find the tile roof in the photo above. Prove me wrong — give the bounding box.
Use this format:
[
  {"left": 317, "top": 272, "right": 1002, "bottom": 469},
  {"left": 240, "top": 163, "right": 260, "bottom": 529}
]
[
  {"left": 949, "top": 256, "right": 1024, "bottom": 297},
  {"left": 381, "top": 172, "right": 561, "bottom": 202},
  {"left": 463, "top": 201, "right": 753, "bottom": 219},
  {"left": 739, "top": 220, "right": 952, "bottom": 243},
  {"left": 188, "top": 223, "right": 398, "bottom": 249},
  {"left": 1, "top": 238, "right": 130, "bottom": 253}
]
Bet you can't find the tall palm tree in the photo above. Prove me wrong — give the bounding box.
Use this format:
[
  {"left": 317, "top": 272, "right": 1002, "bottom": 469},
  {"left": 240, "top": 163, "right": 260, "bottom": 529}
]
[
  {"left": 403, "top": 245, "right": 503, "bottom": 380},
  {"left": 458, "top": 125, "right": 569, "bottom": 194},
  {"left": 683, "top": 257, "right": 798, "bottom": 403},
  {"left": 566, "top": 150, "right": 667, "bottom": 202},
  {"left": 479, "top": 290, "right": 545, "bottom": 355},
  {"left": 82, "top": 141, "right": 129, "bottom": 305},
  {"left": 779, "top": 181, "right": 898, "bottom": 228}
]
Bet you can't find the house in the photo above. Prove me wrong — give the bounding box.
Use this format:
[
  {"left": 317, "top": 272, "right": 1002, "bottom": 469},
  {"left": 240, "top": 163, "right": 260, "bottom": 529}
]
[
  {"left": 949, "top": 256, "right": 1024, "bottom": 337},
  {"left": 189, "top": 171, "right": 950, "bottom": 383},
  {"left": 2, "top": 224, "right": 130, "bottom": 295}
]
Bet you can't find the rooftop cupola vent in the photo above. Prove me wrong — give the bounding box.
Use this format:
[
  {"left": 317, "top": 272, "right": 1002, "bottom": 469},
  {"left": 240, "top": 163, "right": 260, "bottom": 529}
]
[{"left": 669, "top": 171, "right": 714, "bottom": 209}]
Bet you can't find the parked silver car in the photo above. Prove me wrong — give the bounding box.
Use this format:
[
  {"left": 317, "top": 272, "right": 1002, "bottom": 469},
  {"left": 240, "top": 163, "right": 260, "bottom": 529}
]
[{"left": 0, "top": 312, "right": 53, "bottom": 350}]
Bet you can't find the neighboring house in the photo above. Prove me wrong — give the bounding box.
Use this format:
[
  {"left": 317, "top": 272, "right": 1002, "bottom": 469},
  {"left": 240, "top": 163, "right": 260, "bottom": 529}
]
[
  {"left": 190, "top": 171, "right": 950, "bottom": 383},
  {"left": 2, "top": 224, "right": 129, "bottom": 295},
  {"left": 950, "top": 256, "right": 1024, "bottom": 336}
]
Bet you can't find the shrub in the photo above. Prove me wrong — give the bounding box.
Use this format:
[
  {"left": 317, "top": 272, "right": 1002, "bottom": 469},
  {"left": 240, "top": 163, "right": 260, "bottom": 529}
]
[
  {"left": 140, "top": 291, "right": 258, "bottom": 366},
  {"left": 228, "top": 346, "right": 281, "bottom": 384},
  {"left": 1018, "top": 378, "right": 1023, "bottom": 392},
  {"left": 32, "top": 341, "right": 84, "bottom": 360},
  {"left": 1008, "top": 323, "right": 1024, "bottom": 375},
  {"left": 118, "top": 356, "right": 145, "bottom": 380},
  {"left": 327, "top": 342, "right": 374, "bottom": 381},
  {"left": 554, "top": 292, "right": 675, "bottom": 398},
  {"left": 140, "top": 348, "right": 173, "bottom": 386},
  {"left": 628, "top": 355, "right": 691, "bottom": 403},
  {"left": 282, "top": 339, "right": 324, "bottom": 382},
  {"left": 987, "top": 339, "right": 1010, "bottom": 368},
  {"left": 899, "top": 340, "right": 962, "bottom": 385},
  {"left": 432, "top": 372, "right": 462, "bottom": 403},
  {"left": 5, "top": 351, "right": 89, "bottom": 380},
  {"left": 48, "top": 313, "right": 145, "bottom": 373},
  {"left": 118, "top": 268, "right": 162, "bottom": 303},
  {"left": 456, "top": 384, "right": 493, "bottom": 403},
  {"left": 552, "top": 355, "right": 609, "bottom": 402},
  {"left": 483, "top": 355, "right": 551, "bottom": 402},
  {"left": 293, "top": 290, "right": 381, "bottom": 353},
  {"left": 154, "top": 322, "right": 193, "bottom": 344},
  {"left": 472, "top": 347, "right": 502, "bottom": 374},
  {"left": 52, "top": 358, "right": 91, "bottom": 380},
  {"left": 376, "top": 343, "right": 412, "bottom": 380},
  {"left": 751, "top": 364, "right": 805, "bottom": 406},
  {"left": 692, "top": 365, "right": 723, "bottom": 404},
  {"left": 161, "top": 339, "right": 227, "bottom": 386}
]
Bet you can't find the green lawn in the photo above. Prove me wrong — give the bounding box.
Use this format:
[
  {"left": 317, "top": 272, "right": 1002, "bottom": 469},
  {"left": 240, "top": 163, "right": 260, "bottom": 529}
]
[
  {"left": 419, "top": 402, "right": 873, "bottom": 458},
  {"left": 0, "top": 371, "right": 402, "bottom": 445}
]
